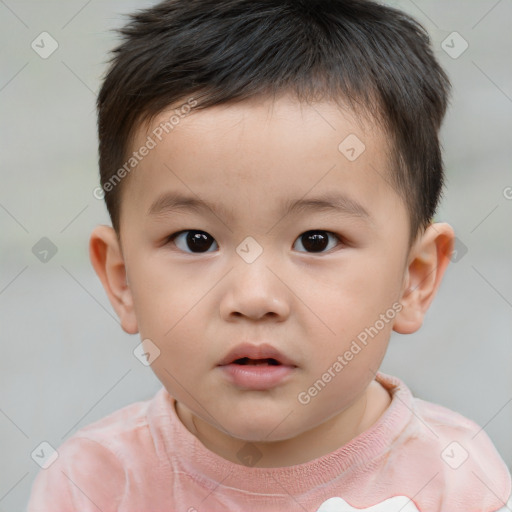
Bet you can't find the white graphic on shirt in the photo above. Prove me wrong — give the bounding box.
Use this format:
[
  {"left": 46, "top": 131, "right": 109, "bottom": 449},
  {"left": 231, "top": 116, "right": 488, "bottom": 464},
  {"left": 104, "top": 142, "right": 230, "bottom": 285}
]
[{"left": 316, "top": 496, "right": 421, "bottom": 512}]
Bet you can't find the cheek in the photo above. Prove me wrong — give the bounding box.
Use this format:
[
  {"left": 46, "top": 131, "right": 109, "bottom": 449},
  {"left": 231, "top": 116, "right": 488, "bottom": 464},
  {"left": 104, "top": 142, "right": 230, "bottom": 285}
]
[
  {"left": 300, "top": 322, "right": 391, "bottom": 418},
  {"left": 306, "top": 259, "right": 399, "bottom": 321},
  {"left": 128, "top": 263, "right": 185, "bottom": 340},
  {"left": 129, "top": 268, "right": 213, "bottom": 368},
  {"left": 299, "top": 255, "right": 401, "bottom": 364}
]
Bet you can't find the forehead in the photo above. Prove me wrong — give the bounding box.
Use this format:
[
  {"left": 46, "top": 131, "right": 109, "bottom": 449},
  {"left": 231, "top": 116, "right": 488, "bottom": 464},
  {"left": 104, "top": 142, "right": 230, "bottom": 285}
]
[{"left": 121, "top": 95, "right": 399, "bottom": 230}]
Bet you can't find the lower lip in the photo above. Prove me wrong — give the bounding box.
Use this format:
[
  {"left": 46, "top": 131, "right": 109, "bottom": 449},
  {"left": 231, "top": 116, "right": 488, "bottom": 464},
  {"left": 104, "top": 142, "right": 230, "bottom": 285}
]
[{"left": 218, "top": 363, "right": 296, "bottom": 390}]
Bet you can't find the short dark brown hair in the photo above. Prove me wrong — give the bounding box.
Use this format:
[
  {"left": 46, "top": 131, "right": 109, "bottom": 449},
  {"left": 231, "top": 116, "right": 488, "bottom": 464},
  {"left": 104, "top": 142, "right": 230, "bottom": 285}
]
[{"left": 97, "top": 0, "right": 451, "bottom": 243}]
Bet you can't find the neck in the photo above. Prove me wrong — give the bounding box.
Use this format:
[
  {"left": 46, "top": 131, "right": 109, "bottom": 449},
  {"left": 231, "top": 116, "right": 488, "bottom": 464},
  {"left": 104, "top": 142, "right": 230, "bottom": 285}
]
[{"left": 175, "top": 379, "right": 391, "bottom": 467}]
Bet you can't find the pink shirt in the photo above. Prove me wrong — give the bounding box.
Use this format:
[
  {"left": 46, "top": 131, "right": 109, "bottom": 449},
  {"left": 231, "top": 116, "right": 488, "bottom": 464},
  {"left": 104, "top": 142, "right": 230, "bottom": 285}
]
[{"left": 27, "top": 372, "right": 511, "bottom": 511}]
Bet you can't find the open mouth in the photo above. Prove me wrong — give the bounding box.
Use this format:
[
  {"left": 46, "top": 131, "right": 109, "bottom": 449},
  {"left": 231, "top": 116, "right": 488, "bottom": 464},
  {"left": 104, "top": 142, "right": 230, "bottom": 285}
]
[
  {"left": 219, "top": 353, "right": 295, "bottom": 389},
  {"left": 233, "top": 358, "right": 281, "bottom": 366}
]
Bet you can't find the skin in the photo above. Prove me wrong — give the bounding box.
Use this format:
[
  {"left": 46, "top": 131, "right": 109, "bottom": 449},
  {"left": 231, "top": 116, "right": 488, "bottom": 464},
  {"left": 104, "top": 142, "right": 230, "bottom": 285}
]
[{"left": 89, "top": 94, "right": 454, "bottom": 467}]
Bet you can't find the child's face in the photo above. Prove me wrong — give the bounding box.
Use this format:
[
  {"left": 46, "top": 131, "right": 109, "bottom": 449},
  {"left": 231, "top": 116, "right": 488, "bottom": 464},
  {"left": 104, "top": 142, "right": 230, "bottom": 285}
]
[{"left": 91, "top": 95, "right": 451, "bottom": 452}]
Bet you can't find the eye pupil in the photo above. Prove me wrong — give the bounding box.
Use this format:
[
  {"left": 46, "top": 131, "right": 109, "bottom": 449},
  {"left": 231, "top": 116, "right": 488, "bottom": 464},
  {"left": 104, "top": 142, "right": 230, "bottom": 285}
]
[
  {"left": 302, "top": 231, "right": 328, "bottom": 252},
  {"left": 187, "top": 231, "right": 213, "bottom": 252},
  {"left": 171, "top": 229, "right": 339, "bottom": 254}
]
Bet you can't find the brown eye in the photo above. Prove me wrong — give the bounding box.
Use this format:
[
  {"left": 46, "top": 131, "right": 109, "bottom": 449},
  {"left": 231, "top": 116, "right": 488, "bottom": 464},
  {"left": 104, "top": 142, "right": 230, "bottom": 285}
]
[
  {"left": 168, "top": 230, "right": 218, "bottom": 253},
  {"left": 293, "top": 230, "right": 341, "bottom": 253}
]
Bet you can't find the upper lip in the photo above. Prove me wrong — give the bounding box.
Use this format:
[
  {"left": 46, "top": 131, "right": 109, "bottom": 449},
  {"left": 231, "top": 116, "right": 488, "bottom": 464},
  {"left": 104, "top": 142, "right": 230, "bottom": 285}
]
[{"left": 217, "top": 343, "right": 297, "bottom": 367}]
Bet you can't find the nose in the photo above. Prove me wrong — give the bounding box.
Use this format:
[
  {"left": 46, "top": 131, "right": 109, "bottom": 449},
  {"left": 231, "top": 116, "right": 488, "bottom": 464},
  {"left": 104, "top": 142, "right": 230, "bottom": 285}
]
[{"left": 219, "top": 258, "right": 290, "bottom": 322}]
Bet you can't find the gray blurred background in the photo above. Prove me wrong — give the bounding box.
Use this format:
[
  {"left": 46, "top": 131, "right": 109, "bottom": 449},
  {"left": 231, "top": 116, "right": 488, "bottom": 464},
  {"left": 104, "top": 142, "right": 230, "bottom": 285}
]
[{"left": 1, "top": 0, "right": 511, "bottom": 510}]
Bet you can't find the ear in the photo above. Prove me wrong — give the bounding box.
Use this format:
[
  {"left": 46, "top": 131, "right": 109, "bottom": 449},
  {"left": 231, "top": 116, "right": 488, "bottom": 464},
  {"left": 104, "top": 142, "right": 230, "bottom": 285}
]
[
  {"left": 393, "top": 222, "right": 455, "bottom": 334},
  {"left": 89, "top": 225, "right": 138, "bottom": 335}
]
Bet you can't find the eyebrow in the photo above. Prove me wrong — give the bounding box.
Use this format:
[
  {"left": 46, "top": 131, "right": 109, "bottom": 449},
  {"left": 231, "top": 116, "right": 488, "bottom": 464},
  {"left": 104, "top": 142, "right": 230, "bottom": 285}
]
[{"left": 147, "top": 191, "right": 371, "bottom": 221}]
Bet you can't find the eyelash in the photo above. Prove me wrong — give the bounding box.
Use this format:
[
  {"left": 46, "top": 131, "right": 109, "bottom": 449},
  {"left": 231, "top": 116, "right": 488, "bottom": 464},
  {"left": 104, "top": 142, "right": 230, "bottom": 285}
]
[{"left": 165, "top": 229, "right": 345, "bottom": 254}]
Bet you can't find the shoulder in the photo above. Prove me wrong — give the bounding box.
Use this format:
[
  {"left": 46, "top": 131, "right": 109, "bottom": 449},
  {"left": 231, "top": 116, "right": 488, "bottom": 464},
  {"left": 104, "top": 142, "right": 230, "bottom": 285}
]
[
  {"left": 27, "top": 389, "right": 167, "bottom": 511},
  {"left": 410, "top": 396, "right": 511, "bottom": 507},
  {"left": 27, "top": 436, "right": 125, "bottom": 512},
  {"left": 375, "top": 373, "right": 511, "bottom": 509}
]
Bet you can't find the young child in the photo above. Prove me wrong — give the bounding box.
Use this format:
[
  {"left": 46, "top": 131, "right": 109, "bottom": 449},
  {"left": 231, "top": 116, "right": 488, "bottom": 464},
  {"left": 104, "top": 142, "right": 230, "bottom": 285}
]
[{"left": 27, "top": 0, "right": 511, "bottom": 510}]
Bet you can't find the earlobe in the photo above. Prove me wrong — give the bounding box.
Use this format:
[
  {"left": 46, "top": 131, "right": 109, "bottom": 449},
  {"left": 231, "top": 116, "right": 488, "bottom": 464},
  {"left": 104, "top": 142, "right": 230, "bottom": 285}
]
[
  {"left": 89, "top": 225, "right": 139, "bottom": 335},
  {"left": 393, "top": 222, "right": 455, "bottom": 334}
]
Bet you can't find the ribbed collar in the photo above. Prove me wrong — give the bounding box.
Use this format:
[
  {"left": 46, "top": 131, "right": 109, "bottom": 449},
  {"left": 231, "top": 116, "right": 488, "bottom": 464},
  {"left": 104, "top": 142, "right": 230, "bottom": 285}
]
[{"left": 149, "top": 372, "right": 412, "bottom": 495}]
